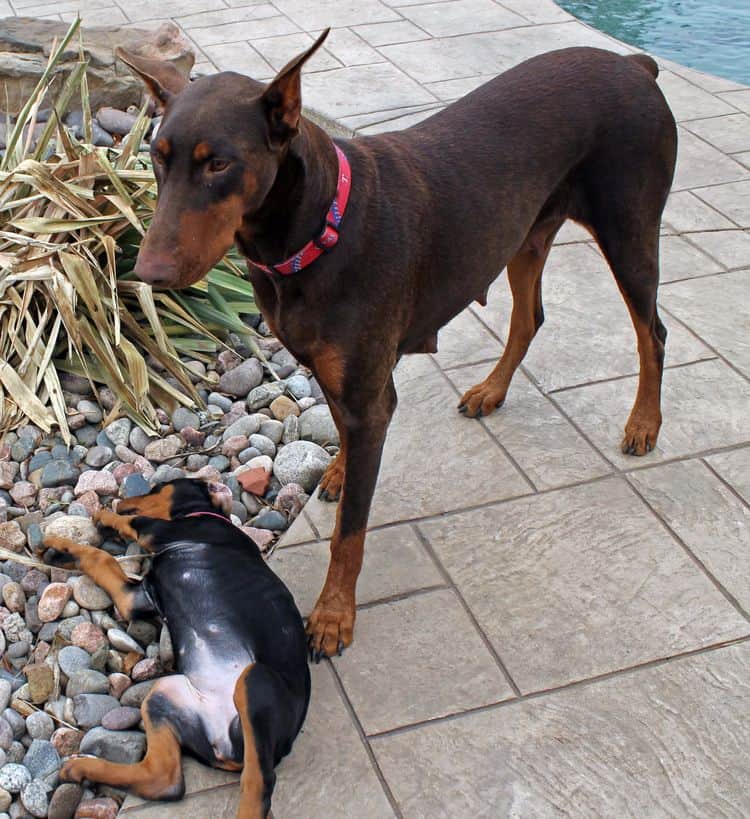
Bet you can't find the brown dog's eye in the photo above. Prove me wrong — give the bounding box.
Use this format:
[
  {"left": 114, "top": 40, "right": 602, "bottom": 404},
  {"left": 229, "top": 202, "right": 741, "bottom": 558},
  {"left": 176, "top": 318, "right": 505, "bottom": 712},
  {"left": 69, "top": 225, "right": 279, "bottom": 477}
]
[{"left": 208, "top": 158, "right": 230, "bottom": 173}]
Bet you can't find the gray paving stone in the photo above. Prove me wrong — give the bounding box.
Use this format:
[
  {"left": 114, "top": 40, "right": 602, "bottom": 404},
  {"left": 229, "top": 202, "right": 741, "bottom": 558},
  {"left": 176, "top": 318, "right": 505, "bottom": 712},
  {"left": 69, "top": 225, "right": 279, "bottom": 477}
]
[
  {"left": 686, "top": 229, "right": 750, "bottom": 269},
  {"left": 202, "top": 42, "right": 275, "bottom": 77},
  {"left": 298, "top": 62, "right": 438, "bottom": 119},
  {"left": 555, "top": 359, "right": 750, "bottom": 466},
  {"left": 660, "top": 270, "right": 750, "bottom": 376},
  {"left": 707, "top": 445, "right": 750, "bottom": 505},
  {"left": 353, "top": 19, "right": 431, "bottom": 46},
  {"left": 277, "top": 510, "right": 317, "bottom": 547},
  {"left": 321, "top": 27, "right": 384, "bottom": 66},
  {"left": 657, "top": 70, "right": 737, "bottom": 121},
  {"left": 358, "top": 106, "right": 446, "bottom": 133},
  {"left": 432, "top": 306, "right": 503, "bottom": 370},
  {"left": 335, "top": 589, "right": 514, "bottom": 733},
  {"left": 397, "top": 0, "right": 526, "bottom": 37},
  {"left": 339, "top": 101, "right": 442, "bottom": 131},
  {"left": 194, "top": 17, "right": 299, "bottom": 49},
  {"left": 122, "top": 758, "right": 240, "bottom": 811},
  {"left": 120, "top": 0, "right": 224, "bottom": 22},
  {"left": 683, "top": 113, "right": 750, "bottom": 154},
  {"left": 424, "top": 73, "right": 496, "bottom": 101},
  {"left": 661, "top": 57, "right": 748, "bottom": 94},
  {"left": 121, "top": 784, "right": 240, "bottom": 817},
  {"left": 498, "top": 0, "right": 572, "bottom": 24},
  {"left": 177, "top": 2, "right": 279, "bottom": 29},
  {"left": 718, "top": 88, "right": 750, "bottom": 113},
  {"left": 672, "top": 127, "right": 750, "bottom": 191},
  {"left": 273, "top": 0, "right": 400, "bottom": 29},
  {"left": 271, "top": 523, "right": 444, "bottom": 616},
  {"left": 554, "top": 219, "right": 592, "bottom": 244},
  {"left": 629, "top": 460, "right": 750, "bottom": 612},
  {"left": 696, "top": 180, "right": 750, "bottom": 227},
  {"left": 445, "top": 364, "right": 611, "bottom": 490},
  {"left": 61, "top": 5, "right": 127, "bottom": 23},
  {"left": 305, "top": 355, "right": 529, "bottom": 538},
  {"left": 475, "top": 242, "right": 712, "bottom": 392},
  {"left": 662, "top": 190, "right": 736, "bottom": 232},
  {"left": 371, "top": 643, "right": 750, "bottom": 818},
  {"left": 658, "top": 234, "right": 723, "bottom": 282},
  {"left": 419, "top": 478, "right": 749, "bottom": 692},
  {"left": 734, "top": 151, "right": 750, "bottom": 168},
  {"left": 273, "top": 663, "right": 395, "bottom": 818},
  {"left": 251, "top": 32, "right": 342, "bottom": 72},
  {"left": 379, "top": 21, "right": 628, "bottom": 85}
]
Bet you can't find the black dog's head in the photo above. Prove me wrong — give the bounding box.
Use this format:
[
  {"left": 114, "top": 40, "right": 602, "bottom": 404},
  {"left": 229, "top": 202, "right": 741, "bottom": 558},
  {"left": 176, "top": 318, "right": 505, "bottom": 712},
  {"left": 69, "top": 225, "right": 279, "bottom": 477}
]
[
  {"left": 116, "top": 478, "right": 232, "bottom": 519},
  {"left": 115, "top": 29, "right": 329, "bottom": 289}
]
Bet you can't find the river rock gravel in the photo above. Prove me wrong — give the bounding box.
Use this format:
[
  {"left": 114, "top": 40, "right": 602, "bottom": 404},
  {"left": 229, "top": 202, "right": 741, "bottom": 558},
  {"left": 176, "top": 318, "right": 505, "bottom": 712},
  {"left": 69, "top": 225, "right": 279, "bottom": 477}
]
[{"left": 0, "top": 318, "right": 330, "bottom": 816}]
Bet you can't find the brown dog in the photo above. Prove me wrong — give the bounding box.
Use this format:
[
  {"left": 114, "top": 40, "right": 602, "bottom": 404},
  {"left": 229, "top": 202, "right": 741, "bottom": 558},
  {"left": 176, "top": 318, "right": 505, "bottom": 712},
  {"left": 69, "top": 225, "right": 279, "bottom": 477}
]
[{"left": 117, "top": 32, "right": 677, "bottom": 660}]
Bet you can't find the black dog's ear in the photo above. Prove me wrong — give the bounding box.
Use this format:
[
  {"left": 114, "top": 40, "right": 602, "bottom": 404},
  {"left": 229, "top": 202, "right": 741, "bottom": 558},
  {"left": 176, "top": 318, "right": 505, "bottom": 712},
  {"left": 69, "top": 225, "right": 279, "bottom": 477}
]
[
  {"left": 261, "top": 28, "right": 330, "bottom": 149},
  {"left": 116, "top": 47, "right": 191, "bottom": 112}
]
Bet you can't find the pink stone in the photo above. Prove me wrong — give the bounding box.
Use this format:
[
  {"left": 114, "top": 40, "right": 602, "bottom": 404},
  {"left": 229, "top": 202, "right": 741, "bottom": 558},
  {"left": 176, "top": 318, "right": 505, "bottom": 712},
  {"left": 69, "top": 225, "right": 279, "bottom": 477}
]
[
  {"left": 0, "top": 461, "right": 18, "bottom": 489},
  {"left": 0, "top": 521, "right": 25, "bottom": 552},
  {"left": 192, "top": 465, "right": 221, "bottom": 483},
  {"left": 10, "top": 481, "right": 36, "bottom": 506},
  {"left": 38, "top": 487, "right": 65, "bottom": 511},
  {"left": 38, "top": 582, "right": 72, "bottom": 622},
  {"left": 112, "top": 463, "right": 137, "bottom": 485},
  {"left": 216, "top": 349, "right": 241, "bottom": 374},
  {"left": 221, "top": 435, "right": 249, "bottom": 457},
  {"left": 237, "top": 468, "right": 270, "bottom": 497},
  {"left": 242, "top": 526, "right": 274, "bottom": 551},
  {"left": 71, "top": 621, "right": 107, "bottom": 653},
  {"left": 51, "top": 726, "right": 83, "bottom": 756},
  {"left": 74, "top": 470, "right": 118, "bottom": 497},
  {"left": 180, "top": 426, "right": 206, "bottom": 447},
  {"left": 76, "top": 490, "right": 101, "bottom": 516},
  {"left": 131, "top": 657, "right": 161, "bottom": 682},
  {"left": 108, "top": 672, "right": 131, "bottom": 700},
  {"left": 75, "top": 797, "right": 119, "bottom": 819}
]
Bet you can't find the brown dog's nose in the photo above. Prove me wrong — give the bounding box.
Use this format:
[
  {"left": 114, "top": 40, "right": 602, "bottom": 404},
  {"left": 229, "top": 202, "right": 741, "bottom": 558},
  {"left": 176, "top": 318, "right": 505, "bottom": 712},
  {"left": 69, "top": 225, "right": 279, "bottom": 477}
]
[{"left": 134, "top": 251, "right": 179, "bottom": 288}]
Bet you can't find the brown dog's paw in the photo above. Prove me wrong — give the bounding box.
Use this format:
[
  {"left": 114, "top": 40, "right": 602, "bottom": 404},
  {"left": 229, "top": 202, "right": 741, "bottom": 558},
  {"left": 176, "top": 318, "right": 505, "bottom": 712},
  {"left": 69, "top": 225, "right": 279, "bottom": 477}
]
[
  {"left": 457, "top": 381, "right": 506, "bottom": 419},
  {"left": 306, "top": 598, "right": 355, "bottom": 663},
  {"left": 318, "top": 455, "right": 344, "bottom": 502},
  {"left": 621, "top": 416, "right": 660, "bottom": 456}
]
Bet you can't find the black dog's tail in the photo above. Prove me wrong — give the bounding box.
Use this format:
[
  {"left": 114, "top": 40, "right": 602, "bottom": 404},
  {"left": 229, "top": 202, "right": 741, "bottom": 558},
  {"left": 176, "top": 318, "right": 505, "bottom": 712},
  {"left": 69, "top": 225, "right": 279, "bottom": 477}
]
[{"left": 628, "top": 53, "right": 659, "bottom": 79}]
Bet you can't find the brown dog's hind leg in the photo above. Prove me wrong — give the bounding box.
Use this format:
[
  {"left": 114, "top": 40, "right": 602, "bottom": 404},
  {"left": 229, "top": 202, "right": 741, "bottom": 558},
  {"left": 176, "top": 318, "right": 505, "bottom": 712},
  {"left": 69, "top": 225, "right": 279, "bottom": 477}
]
[
  {"left": 61, "top": 680, "right": 185, "bottom": 801},
  {"left": 601, "top": 231, "right": 665, "bottom": 455},
  {"left": 234, "top": 664, "right": 270, "bottom": 819},
  {"left": 459, "top": 217, "right": 562, "bottom": 418}
]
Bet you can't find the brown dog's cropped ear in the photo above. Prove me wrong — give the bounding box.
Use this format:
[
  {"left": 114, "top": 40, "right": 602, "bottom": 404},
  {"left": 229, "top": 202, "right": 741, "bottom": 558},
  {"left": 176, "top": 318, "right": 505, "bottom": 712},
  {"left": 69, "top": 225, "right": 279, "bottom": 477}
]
[
  {"left": 116, "top": 47, "right": 190, "bottom": 112},
  {"left": 261, "top": 28, "right": 330, "bottom": 148}
]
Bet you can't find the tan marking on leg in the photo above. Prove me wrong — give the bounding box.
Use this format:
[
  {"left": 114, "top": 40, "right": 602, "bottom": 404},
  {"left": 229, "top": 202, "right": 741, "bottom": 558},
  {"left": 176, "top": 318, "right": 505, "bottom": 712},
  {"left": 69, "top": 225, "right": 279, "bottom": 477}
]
[
  {"left": 233, "top": 664, "right": 266, "bottom": 819},
  {"left": 42, "top": 534, "right": 138, "bottom": 619},
  {"left": 115, "top": 484, "right": 175, "bottom": 520},
  {"left": 621, "top": 303, "right": 663, "bottom": 455},
  {"left": 311, "top": 343, "right": 345, "bottom": 397},
  {"left": 60, "top": 687, "right": 183, "bottom": 800},
  {"left": 306, "top": 525, "right": 362, "bottom": 657},
  {"left": 459, "top": 241, "right": 550, "bottom": 418}
]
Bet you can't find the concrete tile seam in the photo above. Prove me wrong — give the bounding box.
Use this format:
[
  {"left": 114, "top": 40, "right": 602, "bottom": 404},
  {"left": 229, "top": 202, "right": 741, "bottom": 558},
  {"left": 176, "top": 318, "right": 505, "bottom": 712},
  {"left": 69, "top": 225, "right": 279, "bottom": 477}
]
[
  {"left": 411, "top": 524, "right": 524, "bottom": 697},
  {"left": 363, "top": 633, "right": 750, "bottom": 741},
  {"left": 660, "top": 305, "right": 750, "bottom": 385},
  {"left": 326, "top": 661, "right": 405, "bottom": 819},
  {"left": 623, "top": 475, "right": 750, "bottom": 622},
  {"left": 701, "top": 457, "right": 750, "bottom": 514}
]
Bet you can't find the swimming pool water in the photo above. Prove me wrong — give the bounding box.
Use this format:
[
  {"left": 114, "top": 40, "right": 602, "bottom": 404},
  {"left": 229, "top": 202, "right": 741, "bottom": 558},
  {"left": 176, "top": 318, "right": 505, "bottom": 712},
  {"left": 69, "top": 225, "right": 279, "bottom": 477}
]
[{"left": 558, "top": 0, "right": 750, "bottom": 85}]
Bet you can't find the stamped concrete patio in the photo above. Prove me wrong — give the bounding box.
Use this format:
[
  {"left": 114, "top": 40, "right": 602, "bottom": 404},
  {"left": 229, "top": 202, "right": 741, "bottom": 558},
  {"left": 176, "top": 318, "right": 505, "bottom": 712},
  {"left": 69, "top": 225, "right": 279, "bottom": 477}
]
[{"left": 11, "top": 0, "right": 750, "bottom": 814}]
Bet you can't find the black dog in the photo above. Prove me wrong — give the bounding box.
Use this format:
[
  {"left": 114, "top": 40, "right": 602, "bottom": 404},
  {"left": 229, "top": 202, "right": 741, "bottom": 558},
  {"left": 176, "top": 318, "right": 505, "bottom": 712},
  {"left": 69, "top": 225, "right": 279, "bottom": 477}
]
[{"left": 42, "top": 479, "right": 309, "bottom": 819}]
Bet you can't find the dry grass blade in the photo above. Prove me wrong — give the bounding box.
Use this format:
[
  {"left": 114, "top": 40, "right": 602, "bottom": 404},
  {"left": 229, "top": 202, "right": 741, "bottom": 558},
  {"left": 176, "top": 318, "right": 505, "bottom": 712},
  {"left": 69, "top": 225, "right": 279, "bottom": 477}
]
[{"left": 0, "top": 21, "right": 259, "bottom": 437}]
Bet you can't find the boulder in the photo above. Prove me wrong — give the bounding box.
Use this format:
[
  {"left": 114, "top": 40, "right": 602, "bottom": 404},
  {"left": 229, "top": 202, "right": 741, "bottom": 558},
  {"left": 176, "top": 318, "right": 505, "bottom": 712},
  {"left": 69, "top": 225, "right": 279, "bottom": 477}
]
[{"left": 0, "top": 19, "right": 194, "bottom": 115}]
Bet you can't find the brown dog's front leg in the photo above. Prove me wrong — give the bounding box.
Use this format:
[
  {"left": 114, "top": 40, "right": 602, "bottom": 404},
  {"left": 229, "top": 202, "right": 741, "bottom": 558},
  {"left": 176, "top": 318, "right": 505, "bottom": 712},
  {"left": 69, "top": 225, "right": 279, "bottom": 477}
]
[{"left": 307, "top": 380, "right": 397, "bottom": 661}]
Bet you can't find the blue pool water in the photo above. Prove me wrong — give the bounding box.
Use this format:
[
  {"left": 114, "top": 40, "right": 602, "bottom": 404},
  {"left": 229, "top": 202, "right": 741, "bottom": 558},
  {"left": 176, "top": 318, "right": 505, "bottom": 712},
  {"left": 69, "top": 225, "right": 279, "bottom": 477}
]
[{"left": 558, "top": 0, "right": 750, "bottom": 85}]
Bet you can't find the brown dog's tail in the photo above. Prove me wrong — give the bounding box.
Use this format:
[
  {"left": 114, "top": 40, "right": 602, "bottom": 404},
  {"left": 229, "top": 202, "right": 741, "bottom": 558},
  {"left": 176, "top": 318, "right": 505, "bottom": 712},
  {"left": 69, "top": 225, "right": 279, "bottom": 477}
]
[{"left": 627, "top": 53, "right": 659, "bottom": 79}]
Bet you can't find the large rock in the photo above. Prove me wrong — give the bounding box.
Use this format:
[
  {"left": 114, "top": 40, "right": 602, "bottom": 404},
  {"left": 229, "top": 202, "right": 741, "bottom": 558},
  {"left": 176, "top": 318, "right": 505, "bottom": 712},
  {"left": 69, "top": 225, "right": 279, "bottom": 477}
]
[
  {"left": 273, "top": 441, "right": 331, "bottom": 492},
  {"left": 0, "top": 19, "right": 194, "bottom": 115}
]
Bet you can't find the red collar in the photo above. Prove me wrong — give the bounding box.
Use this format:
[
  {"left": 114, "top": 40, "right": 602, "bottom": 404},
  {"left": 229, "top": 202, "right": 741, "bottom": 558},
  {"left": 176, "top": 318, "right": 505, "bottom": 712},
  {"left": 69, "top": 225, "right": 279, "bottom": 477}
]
[
  {"left": 183, "top": 511, "right": 230, "bottom": 522},
  {"left": 247, "top": 144, "right": 352, "bottom": 276}
]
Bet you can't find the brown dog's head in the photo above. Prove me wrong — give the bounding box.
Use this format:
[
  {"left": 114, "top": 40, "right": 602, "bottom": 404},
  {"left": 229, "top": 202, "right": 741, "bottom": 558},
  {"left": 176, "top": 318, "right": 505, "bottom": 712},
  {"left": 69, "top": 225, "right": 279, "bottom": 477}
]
[
  {"left": 116, "top": 30, "right": 329, "bottom": 289},
  {"left": 117, "top": 478, "right": 232, "bottom": 518}
]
